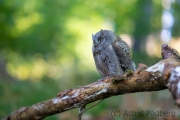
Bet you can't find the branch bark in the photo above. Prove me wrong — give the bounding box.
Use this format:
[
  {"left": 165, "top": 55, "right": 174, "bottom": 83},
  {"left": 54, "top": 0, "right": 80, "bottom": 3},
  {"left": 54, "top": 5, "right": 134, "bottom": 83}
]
[{"left": 3, "top": 45, "right": 180, "bottom": 120}]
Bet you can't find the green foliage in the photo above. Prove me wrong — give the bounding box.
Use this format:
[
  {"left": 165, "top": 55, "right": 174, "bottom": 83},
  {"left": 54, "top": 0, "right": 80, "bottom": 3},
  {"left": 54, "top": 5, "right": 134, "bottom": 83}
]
[
  {"left": 172, "top": 1, "right": 180, "bottom": 37},
  {"left": 0, "top": 80, "right": 61, "bottom": 119},
  {"left": 1, "top": 0, "right": 179, "bottom": 81},
  {"left": 133, "top": 52, "right": 161, "bottom": 66}
]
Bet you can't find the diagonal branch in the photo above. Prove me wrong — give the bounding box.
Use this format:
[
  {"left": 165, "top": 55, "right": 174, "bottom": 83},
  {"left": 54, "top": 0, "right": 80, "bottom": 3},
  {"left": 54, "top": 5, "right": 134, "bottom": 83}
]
[{"left": 3, "top": 47, "right": 180, "bottom": 120}]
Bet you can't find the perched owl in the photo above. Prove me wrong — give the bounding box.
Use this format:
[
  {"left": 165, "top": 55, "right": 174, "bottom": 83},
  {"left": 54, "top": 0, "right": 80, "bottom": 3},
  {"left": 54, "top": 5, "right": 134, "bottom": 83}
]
[{"left": 92, "top": 29, "right": 136, "bottom": 78}]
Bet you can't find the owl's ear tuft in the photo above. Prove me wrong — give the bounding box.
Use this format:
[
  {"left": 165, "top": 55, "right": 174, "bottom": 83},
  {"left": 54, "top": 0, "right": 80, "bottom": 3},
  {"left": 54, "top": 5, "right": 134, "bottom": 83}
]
[{"left": 100, "top": 29, "right": 104, "bottom": 35}]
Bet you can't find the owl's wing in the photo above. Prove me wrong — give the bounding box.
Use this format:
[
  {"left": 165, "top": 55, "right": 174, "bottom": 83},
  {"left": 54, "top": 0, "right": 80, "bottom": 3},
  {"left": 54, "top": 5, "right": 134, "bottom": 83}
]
[
  {"left": 112, "top": 36, "right": 135, "bottom": 71},
  {"left": 116, "top": 36, "right": 131, "bottom": 57}
]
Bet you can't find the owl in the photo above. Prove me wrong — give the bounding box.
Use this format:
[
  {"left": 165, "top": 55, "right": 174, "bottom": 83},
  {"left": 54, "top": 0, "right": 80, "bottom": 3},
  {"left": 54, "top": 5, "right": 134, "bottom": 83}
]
[{"left": 92, "top": 29, "right": 136, "bottom": 78}]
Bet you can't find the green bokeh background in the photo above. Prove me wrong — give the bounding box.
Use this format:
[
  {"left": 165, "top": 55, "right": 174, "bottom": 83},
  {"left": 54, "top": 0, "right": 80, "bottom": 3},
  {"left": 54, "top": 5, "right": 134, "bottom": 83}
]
[{"left": 1, "top": 0, "right": 180, "bottom": 119}]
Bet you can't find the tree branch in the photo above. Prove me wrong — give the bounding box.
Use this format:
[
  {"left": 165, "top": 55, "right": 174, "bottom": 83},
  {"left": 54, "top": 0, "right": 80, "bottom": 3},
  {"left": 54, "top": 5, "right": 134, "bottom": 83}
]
[{"left": 3, "top": 45, "right": 180, "bottom": 120}]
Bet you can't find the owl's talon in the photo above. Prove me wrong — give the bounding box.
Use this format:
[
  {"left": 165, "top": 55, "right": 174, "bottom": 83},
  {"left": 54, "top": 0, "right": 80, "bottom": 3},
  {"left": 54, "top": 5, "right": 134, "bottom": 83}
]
[
  {"left": 111, "top": 75, "right": 126, "bottom": 84},
  {"left": 125, "top": 69, "right": 134, "bottom": 77}
]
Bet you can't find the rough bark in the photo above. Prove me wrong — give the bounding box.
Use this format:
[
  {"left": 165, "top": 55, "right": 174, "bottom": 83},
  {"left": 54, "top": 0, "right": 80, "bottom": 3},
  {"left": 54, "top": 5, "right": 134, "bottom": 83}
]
[{"left": 3, "top": 44, "right": 180, "bottom": 120}]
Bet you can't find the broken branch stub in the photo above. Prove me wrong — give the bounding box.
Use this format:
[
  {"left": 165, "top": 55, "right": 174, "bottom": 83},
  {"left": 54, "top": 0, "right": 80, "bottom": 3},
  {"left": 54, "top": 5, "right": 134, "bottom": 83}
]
[{"left": 161, "top": 44, "right": 180, "bottom": 107}]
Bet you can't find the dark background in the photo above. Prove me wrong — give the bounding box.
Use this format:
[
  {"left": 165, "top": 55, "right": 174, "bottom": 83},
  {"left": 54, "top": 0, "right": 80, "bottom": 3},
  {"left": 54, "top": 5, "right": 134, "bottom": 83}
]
[{"left": 1, "top": 0, "right": 180, "bottom": 119}]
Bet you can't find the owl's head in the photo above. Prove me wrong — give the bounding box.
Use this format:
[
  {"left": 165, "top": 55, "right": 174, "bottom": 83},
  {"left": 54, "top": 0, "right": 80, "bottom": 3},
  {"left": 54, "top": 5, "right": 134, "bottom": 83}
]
[{"left": 92, "top": 29, "right": 116, "bottom": 46}]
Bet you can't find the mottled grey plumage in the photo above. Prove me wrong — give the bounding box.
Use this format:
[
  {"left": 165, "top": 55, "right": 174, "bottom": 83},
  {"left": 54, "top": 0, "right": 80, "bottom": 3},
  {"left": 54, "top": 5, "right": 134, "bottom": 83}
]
[{"left": 92, "top": 29, "right": 136, "bottom": 78}]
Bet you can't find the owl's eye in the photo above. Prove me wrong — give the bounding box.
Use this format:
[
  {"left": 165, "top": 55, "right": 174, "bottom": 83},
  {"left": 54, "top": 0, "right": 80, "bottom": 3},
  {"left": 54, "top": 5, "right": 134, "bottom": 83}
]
[{"left": 98, "top": 38, "right": 102, "bottom": 42}]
